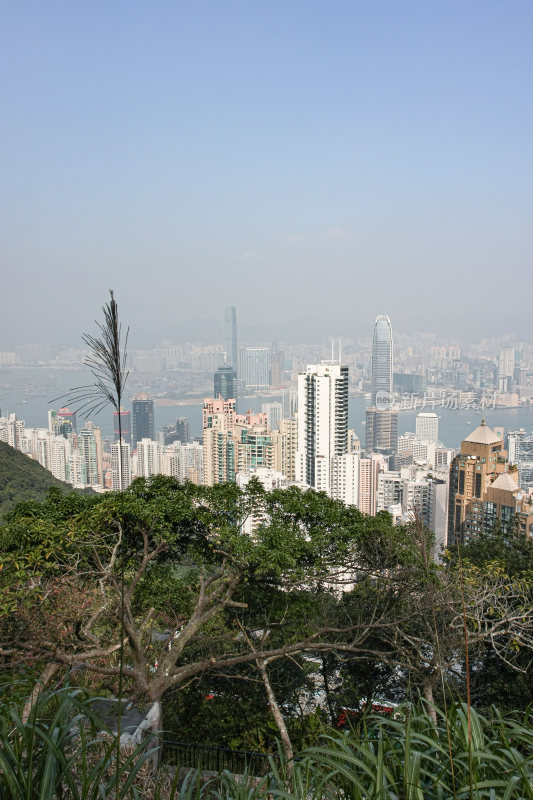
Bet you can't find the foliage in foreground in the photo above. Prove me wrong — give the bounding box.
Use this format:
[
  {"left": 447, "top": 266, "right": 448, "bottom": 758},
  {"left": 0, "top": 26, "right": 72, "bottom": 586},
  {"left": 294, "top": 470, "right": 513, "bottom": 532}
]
[
  {"left": 0, "top": 687, "right": 165, "bottom": 800},
  {"left": 1, "top": 687, "right": 532, "bottom": 800},
  {"left": 297, "top": 702, "right": 533, "bottom": 800}
]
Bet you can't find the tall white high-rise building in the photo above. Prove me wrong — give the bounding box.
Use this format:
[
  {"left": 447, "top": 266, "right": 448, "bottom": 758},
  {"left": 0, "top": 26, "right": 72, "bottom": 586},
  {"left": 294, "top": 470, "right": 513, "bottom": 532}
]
[
  {"left": 68, "top": 447, "right": 87, "bottom": 488},
  {"left": 295, "top": 361, "right": 349, "bottom": 494},
  {"left": 39, "top": 431, "right": 71, "bottom": 483},
  {"left": 136, "top": 438, "right": 162, "bottom": 478},
  {"left": 498, "top": 346, "right": 515, "bottom": 393},
  {"left": 416, "top": 412, "right": 439, "bottom": 443},
  {"left": 111, "top": 440, "right": 132, "bottom": 490},
  {"left": 371, "top": 315, "right": 393, "bottom": 406},
  {"left": 376, "top": 471, "right": 403, "bottom": 513},
  {"left": 507, "top": 429, "right": 525, "bottom": 465},
  {"left": 330, "top": 452, "right": 360, "bottom": 506},
  {"left": 242, "top": 347, "right": 271, "bottom": 390},
  {"left": 1, "top": 413, "right": 25, "bottom": 449},
  {"left": 79, "top": 425, "right": 103, "bottom": 487},
  {"left": 428, "top": 478, "right": 449, "bottom": 556}
]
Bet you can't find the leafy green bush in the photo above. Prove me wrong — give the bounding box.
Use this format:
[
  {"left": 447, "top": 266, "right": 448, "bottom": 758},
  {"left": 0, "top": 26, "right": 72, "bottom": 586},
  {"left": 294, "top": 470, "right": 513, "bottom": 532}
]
[
  {"left": 290, "top": 702, "right": 533, "bottom": 800},
  {"left": 1, "top": 688, "right": 532, "bottom": 799},
  {"left": 0, "top": 687, "right": 158, "bottom": 800}
]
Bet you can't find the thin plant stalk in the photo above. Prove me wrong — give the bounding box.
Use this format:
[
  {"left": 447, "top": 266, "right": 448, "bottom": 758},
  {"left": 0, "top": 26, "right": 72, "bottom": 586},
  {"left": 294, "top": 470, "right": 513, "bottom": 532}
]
[
  {"left": 457, "top": 544, "right": 473, "bottom": 800},
  {"left": 415, "top": 512, "right": 457, "bottom": 800},
  {"left": 53, "top": 290, "right": 129, "bottom": 798}
]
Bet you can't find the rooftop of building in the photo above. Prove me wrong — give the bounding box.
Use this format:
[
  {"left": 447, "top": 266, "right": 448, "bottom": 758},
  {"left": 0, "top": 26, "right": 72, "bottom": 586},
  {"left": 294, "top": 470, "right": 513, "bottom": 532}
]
[
  {"left": 490, "top": 470, "right": 519, "bottom": 492},
  {"left": 463, "top": 420, "right": 502, "bottom": 446}
]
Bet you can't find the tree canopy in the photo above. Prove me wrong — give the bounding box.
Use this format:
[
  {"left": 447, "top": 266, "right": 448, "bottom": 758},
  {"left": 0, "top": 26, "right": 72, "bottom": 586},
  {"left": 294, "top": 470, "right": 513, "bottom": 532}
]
[{"left": 1, "top": 476, "right": 532, "bottom": 749}]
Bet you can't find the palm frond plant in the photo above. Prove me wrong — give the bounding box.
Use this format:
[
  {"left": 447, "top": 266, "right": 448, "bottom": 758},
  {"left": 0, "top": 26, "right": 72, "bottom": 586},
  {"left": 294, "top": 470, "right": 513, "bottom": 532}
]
[
  {"left": 290, "top": 702, "right": 533, "bottom": 800},
  {"left": 56, "top": 289, "right": 129, "bottom": 425},
  {"left": 0, "top": 685, "right": 159, "bottom": 800},
  {"left": 52, "top": 291, "right": 131, "bottom": 794}
]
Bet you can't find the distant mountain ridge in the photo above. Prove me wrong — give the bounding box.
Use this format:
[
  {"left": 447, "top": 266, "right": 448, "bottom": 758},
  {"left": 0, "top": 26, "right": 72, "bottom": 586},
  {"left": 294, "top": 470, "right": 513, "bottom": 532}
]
[{"left": 0, "top": 441, "right": 75, "bottom": 518}]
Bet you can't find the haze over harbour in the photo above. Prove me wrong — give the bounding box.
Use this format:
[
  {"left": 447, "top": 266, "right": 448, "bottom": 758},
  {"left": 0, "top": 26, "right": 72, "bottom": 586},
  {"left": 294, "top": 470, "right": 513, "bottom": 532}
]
[
  {"left": 3, "top": 365, "right": 533, "bottom": 451},
  {"left": 2, "top": 1, "right": 532, "bottom": 344}
]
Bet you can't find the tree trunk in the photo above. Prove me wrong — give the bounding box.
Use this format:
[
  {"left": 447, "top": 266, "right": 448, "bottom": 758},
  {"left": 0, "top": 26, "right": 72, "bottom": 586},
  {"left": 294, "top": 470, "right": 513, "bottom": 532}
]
[
  {"left": 257, "top": 659, "right": 294, "bottom": 778},
  {"left": 22, "top": 663, "right": 60, "bottom": 722},
  {"left": 148, "top": 698, "right": 163, "bottom": 775},
  {"left": 117, "top": 697, "right": 163, "bottom": 776},
  {"left": 321, "top": 655, "right": 336, "bottom": 724}
]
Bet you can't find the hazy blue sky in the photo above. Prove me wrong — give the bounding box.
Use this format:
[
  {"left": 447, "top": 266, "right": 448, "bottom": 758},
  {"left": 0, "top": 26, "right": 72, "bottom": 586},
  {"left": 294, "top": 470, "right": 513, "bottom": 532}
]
[{"left": 2, "top": 1, "right": 532, "bottom": 345}]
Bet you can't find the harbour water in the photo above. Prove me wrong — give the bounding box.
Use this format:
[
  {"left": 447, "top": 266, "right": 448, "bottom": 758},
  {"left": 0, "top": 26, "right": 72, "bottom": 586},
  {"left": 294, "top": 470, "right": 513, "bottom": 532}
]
[{"left": 2, "top": 366, "right": 533, "bottom": 450}]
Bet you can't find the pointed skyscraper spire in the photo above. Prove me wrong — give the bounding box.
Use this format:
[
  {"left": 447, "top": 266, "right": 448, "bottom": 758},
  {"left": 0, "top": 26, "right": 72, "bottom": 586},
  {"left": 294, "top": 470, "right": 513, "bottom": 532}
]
[
  {"left": 371, "top": 315, "right": 393, "bottom": 407},
  {"left": 224, "top": 306, "right": 238, "bottom": 376}
]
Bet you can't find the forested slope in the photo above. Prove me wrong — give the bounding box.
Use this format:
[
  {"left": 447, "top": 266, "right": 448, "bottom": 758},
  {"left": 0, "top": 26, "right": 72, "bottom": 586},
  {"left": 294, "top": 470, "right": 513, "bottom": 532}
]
[{"left": 0, "top": 441, "right": 72, "bottom": 517}]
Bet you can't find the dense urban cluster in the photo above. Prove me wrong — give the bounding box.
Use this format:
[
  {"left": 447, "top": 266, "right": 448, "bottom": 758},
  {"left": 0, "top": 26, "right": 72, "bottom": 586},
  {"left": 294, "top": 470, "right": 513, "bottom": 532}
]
[{"left": 1, "top": 308, "right": 533, "bottom": 550}]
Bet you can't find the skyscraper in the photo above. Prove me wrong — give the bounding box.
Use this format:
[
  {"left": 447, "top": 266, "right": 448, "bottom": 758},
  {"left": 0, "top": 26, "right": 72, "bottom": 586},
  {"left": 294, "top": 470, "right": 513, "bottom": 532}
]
[
  {"left": 111, "top": 439, "right": 132, "bottom": 490},
  {"left": 243, "top": 347, "right": 271, "bottom": 390},
  {"left": 365, "top": 408, "right": 398, "bottom": 456},
  {"left": 224, "top": 306, "right": 238, "bottom": 375},
  {"left": 214, "top": 364, "right": 237, "bottom": 403},
  {"left": 371, "top": 315, "right": 393, "bottom": 407},
  {"left": 498, "top": 346, "right": 515, "bottom": 393},
  {"left": 113, "top": 409, "right": 131, "bottom": 444},
  {"left": 57, "top": 406, "right": 77, "bottom": 433},
  {"left": 163, "top": 417, "right": 190, "bottom": 446},
  {"left": 136, "top": 438, "right": 161, "bottom": 478},
  {"left": 270, "top": 347, "right": 285, "bottom": 386},
  {"left": 295, "top": 361, "right": 349, "bottom": 494},
  {"left": 132, "top": 393, "right": 155, "bottom": 449},
  {"left": 358, "top": 454, "right": 385, "bottom": 516},
  {"left": 79, "top": 423, "right": 103, "bottom": 487},
  {"left": 175, "top": 417, "right": 190, "bottom": 445},
  {"left": 448, "top": 421, "right": 507, "bottom": 545}
]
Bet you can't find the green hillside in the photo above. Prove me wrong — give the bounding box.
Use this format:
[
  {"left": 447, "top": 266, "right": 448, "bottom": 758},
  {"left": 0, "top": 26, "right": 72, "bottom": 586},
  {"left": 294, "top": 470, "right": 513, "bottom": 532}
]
[{"left": 0, "top": 441, "right": 75, "bottom": 517}]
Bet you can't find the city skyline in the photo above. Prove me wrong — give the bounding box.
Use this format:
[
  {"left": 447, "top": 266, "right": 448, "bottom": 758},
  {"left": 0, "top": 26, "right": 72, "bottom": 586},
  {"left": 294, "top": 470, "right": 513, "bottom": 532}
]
[
  {"left": 3, "top": 305, "right": 533, "bottom": 446},
  {"left": 3, "top": 303, "right": 533, "bottom": 549}
]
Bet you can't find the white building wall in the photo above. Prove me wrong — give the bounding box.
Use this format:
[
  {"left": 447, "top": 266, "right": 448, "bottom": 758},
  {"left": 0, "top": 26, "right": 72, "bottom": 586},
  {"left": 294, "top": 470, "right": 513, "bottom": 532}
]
[
  {"left": 397, "top": 433, "right": 436, "bottom": 468},
  {"left": 111, "top": 440, "right": 132, "bottom": 490},
  {"left": 376, "top": 471, "right": 403, "bottom": 513},
  {"left": 236, "top": 468, "right": 288, "bottom": 535},
  {"left": 136, "top": 438, "right": 161, "bottom": 478},
  {"left": 429, "top": 479, "right": 449, "bottom": 556},
  {"left": 295, "top": 362, "right": 348, "bottom": 495},
  {"left": 330, "top": 452, "right": 359, "bottom": 506},
  {"left": 415, "top": 413, "right": 439, "bottom": 443}
]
